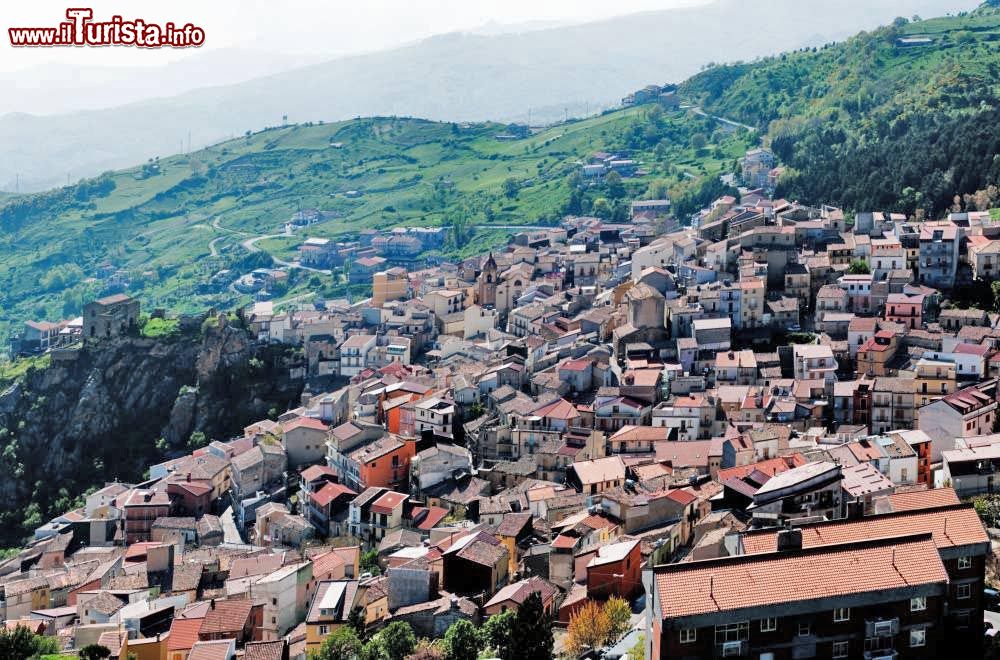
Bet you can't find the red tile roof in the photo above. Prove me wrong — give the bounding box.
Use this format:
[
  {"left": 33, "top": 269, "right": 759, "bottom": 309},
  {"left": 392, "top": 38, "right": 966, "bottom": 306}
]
[
  {"left": 741, "top": 504, "right": 988, "bottom": 554},
  {"left": 301, "top": 465, "right": 338, "bottom": 482},
  {"left": 886, "top": 488, "right": 960, "bottom": 512},
  {"left": 664, "top": 489, "right": 697, "bottom": 506},
  {"left": 552, "top": 534, "right": 578, "bottom": 550},
  {"left": 310, "top": 482, "right": 356, "bottom": 508},
  {"left": 199, "top": 599, "right": 253, "bottom": 635},
  {"left": 282, "top": 417, "right": 328, "bottom": 433},
  {"left": 715, "top": 454, "right": 806, "bottom": 483},
  {"left": 371, "top": 491, "right": 407, "bottom": 514},
  {"left": 413, "top": 506, "right": 449, "bottom": 531},
  {"left": 657, "top": 535, "right": 946, "bottom": 619},
  {"left": 167, "top": 617, "right": 204, "bottom": 650}
]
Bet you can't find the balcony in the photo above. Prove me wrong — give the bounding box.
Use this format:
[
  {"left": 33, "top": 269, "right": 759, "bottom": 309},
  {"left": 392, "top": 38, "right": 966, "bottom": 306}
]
[
  {"left": 865, "top": 617, "right": 899, "bottom": 637},
  {"left": 864, "top": 652, "right": 898, "bottom": 660},
  {"left": 717, "top": 640, "right": 747, "bottom": 657}
]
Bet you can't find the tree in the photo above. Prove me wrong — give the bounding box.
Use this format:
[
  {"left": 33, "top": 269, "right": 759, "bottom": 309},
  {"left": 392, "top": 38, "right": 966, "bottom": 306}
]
[
  {"left": 361, "top": 549, "right": 380, "bottom": 575},
  {"left": 0, "top": 625, "right": 45, "bottom": 659},
  {"left": 443, "top": 619, "right": 481, "bottom": 660},
  {"left": 848, "top": 259, "right": 870, "bottom": 274},
  {"left": 502, "top": 177, "right": 519, "bottom": 199},
  {"left": 380, "top": 621, "right": 416, "bottom": 660},
  {"left": 480, "top": 609, "right": 515, "bottom": 659},
  {"left": 407, "top": 639, "right": 446, "bottom": 660},
  {"left": 991, "top": 281, "right": 1000, "bottom": 313},
  {"left": 80, "top": 644, "right": 113, "bottom": 660},
  {"left": 311, "top": 627, "right": 361, "bottom": 660},
  {"left": 591, "top": 197, "right": 612, "bottom": 220},
  {"left": 604, "top": 171, "right": 625, "bottom": 199},
  {"left": 605, "top": 596, "right": 633, "bottom": 641},
  {"left": 360, "top": 638, "right": 388, "bottom": 660},
  {"left": 348, "top": 605, "right": 367, "bottom": 638},
  {"left": 565, "top": 600, "right": 612, "bottom": 656},
  {"left": 508, "top": 592, "right": 553, "bottom": 660}
]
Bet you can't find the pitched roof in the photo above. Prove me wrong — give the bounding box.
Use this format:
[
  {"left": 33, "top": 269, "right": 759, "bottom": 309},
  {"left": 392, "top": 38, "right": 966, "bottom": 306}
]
[
  {"left": 371, "top": 491, "right": 407, "bottom": 514},
  {"left": 199, "top": 598, "right": 254, "bottom": 635},
  {"left": 656, "top": 535, "right": 946, "bottom": 619},
  {"left": 571, "top": 456, "right": 626, "bottom": 485},
  {"left": 167, "top": 617, "right": 204, "bottom": 650},
  {"left": 311, "top": 482, "right": 356, "bottom": 508},
  {"left": 188, "top": 640, "right": 235, "bottom": 660},
  {"left": 885, "top": 488, "right": 960, "bottom": 512},
  {"left": 282, "top": 416, "right": 328, "bottom": 433},
  {"left": 484, "top": 576, "right": 557, "bottom": 609},
  {"left": 741, "top": 503, "right": 988, "bottom": 554},
  {"left": 244, "top": 640, "right": 287, "bottom": 660},
  {"left": 715, "top": 454, "right": 806, "bottom": 483},
  {"left": 496, "top": 512, "right": 533, "bottom": 537},
  {"left": 82, "top": 591, "right": 125, "bottom": 616}
]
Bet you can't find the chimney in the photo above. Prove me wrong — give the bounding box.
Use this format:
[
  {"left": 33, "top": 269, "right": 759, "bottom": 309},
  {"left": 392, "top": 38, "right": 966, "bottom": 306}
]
[
  {"left": 776, "top": 528, "right": 802, "bottom": 552},
  {"left": 210, "top": 598, "right": 216, "bottom": 610}
]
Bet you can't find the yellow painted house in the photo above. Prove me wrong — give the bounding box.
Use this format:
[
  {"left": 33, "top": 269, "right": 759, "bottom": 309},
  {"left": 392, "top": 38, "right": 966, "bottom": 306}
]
[{"left": 305, "top": 579, "right": 361, "bottom": 651}]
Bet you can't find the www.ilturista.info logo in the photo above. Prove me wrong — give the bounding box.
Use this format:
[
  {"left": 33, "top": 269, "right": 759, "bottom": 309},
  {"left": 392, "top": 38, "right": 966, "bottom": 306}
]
[{"left": 9, "top": 8, "right": 205, "bottom": 48}]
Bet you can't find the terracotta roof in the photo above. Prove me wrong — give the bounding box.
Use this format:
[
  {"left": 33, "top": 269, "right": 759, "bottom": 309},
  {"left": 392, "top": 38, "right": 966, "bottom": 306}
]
[
  {"left": 244, "top": 640, "right": 287, "bottom": 660},
  {"left": 199, "top": 599, "right": 254, "bottom": 635},
  {"left": 741, "top": 504, "right": 988, "bottom": 554},
  {"left": 188, "top": 640, "right": 235, "bottom": 660},
  {"left": 167, "top": 617, "right": 204, "bottom": 650},
  {"left": 533, "top": 397, "right": 580, "bottom": 421},
  {"left": 282, "top": 416, "right": 328, "bottom": 433},
  {"left": 496, "top": 512, "right": 533, "bottom": 537},
  {"left": 886, "top": 488, "right": 960, "bottom": 512},
  {"left": 371, "top": 491, "right": 407, "bottom": 514},
  {"left": 82, "top": 591, "right": 126, "bottom": 616},
  {"left": 301, "top": 464, "right": 338, "bottom": 482},
  {"left": 484, "top": 576, "right": 557, "bottom": 609},
  {"left": 657, "top": 534, "right": 946, "bottom": 619},
  {"left": 571, "top": 456, "right": 626, "bottom": 485},
  {"left": 665, "top": 489, "right": 697, "bottom": 506},
  {"left": 715, "top": 454, "right": 806, "bottom": 483},
  {"left": 311, "top": 482, "right": 356, "bottom": 507}
]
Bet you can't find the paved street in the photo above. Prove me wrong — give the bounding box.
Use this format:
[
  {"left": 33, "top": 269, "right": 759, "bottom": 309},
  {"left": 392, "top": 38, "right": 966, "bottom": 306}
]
[{"left": 220, "top": 505, "right": 245, "bottom": 545}]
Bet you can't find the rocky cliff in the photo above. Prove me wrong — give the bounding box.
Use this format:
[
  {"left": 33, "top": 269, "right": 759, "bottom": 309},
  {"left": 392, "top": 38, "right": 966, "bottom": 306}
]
[{"left": 0, "top": 318, "right": 303, "bottom": 545}]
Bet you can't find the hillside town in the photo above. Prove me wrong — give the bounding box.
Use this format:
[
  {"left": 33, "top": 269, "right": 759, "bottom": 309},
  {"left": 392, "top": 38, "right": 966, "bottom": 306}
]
[{"left": 6, "top": 145, "right": 1000, "bottom": 660}]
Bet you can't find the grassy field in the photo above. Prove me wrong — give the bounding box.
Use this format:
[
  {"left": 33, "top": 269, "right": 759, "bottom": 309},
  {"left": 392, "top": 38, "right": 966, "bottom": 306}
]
[{"left": 0, "top": 104, "right": 749, "bottom": 345}]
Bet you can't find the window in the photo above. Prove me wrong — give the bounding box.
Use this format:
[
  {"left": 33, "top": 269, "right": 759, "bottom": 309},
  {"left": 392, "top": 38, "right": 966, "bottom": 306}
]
[
  {"left": 833, "top": 607, "right": 850, "bottom": 622},
  {"left": 798, "top": 623, "right": 811, "bottom": 637},
  {"left": 958, "top": 556, "right": 972, "bottom": 570},
  {"left": 958, "top": 583, "right": 971, "bottom": 599},
  {"left": 910, "top": 627, "right": 926, "bottom": 647},
  {"left": 714, "top": 622, "right": 748, "bottom": 643},
  {"left": 318, "top": 625, "right": 329, "bottom": 635},
  {"left": 911, "top": 596, "right": 927, "bottom": 612},
  {"left": 832, "top": 641, "right": 849, "bottom": 658},
  {"left": 679, "top": 628, "right": 696, "bottom": 644},
  {"left": 760, "top": 618, "right": 776, "bottom": 632}
]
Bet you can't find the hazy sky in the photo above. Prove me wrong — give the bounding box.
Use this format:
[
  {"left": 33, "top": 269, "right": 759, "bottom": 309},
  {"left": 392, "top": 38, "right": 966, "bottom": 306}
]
[{"left": 0, "top": 0, "right": 710, "bottom": 72}]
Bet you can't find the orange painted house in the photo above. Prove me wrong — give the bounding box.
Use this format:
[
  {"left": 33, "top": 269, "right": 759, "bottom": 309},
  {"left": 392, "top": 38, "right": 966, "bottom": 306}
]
[{"left": 346, "top": 435, "right": 417, "bottom": 491}]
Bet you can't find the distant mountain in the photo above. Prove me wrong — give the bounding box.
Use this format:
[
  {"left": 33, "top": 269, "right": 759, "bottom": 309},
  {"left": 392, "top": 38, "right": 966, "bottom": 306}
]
[
  {"left": 0, "top": 49, "right": 325, "bottom": 117},
  {"left": 0, "top": 0, "right": 977, "bottom": 192}
]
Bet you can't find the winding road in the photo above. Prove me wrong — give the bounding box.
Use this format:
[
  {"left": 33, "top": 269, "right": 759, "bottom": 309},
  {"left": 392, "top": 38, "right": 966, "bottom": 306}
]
[{"left": 682, "top": 105, "right": 757, "bottom": 133}]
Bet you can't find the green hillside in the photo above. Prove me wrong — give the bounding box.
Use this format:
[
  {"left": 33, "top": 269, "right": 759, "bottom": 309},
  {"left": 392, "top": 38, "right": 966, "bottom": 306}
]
[
  {"left": 0, "top": 107, "right": 749, "bottom": 344},
  {"left": 680, "top": 4, "right": 1000, "bottom": 216}
]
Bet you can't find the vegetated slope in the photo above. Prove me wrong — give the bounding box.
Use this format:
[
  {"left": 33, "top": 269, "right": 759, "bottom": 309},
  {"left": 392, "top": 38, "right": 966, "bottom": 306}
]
[
  {"left": 0, "top": 106, "right": 751, "bottom": 344},
  {"left": 681, "top": 4, "right": 1000, "bottom": 216},
  {"left": 0, "top": 319, "right": 303, "bottom": 546},
  {"left": 0, "top": 0, "right": 972, "bottom": 191}
]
